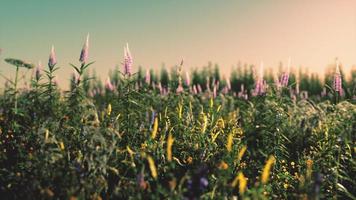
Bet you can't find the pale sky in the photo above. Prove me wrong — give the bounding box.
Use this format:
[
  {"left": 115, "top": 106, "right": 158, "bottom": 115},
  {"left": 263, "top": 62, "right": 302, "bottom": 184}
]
[{"left": 0, "top": 0, "right": 355, "bottom": 89}]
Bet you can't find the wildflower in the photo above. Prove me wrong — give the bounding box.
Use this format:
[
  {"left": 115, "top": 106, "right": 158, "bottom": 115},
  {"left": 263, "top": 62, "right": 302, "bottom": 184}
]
[
  {"left": 237, "top": 145, "right": 247, "bottom": 161},
  {"left": 216, "top": 118, "right": 225, "bottom": 129},
  {"left": 59, "top": 141, "right": 65, "bottom": 150},
  {"left": 168, "top": 178, "right": 177, "bottom": 190},
  {"left": 146, "top": 156, "right": 157, "bottom": 179},
  {"left": 45, "top": 129, "right": 49, "bottom": 141},
  {"left": 261, "top": 155, "right": 276, "bottom": 184},
  {"left": 105, "top": 77, "right": 114, "bottom": 91},
  {"left": 185, "top": 71, "right": 190, "bottom": 86},
  {"left": 231, "top": 172, "right": 247, "bottom": 194},
  {"left": 280, "top": 57, "right": 291, "bottom": 87},
  {"left": 283, "top": 183, "right": 289, "bottom": 189},
  {"left": 333, "top": 58, "right": 342, "bottom": 95},
  {"left": 145, "top": 69, "right": 150, "bottom": 85},
  {"left": 123, "top": 43, "right": 133, "bottom": 76},
  {"left": 199, "top": 177, "right": 208, "bottom": 190},
  {"left": 226, "top": 76, "right": 231, "bottom": 91},
  {"left": 218, "top": 161, "right": 229, "bottom": 170},
  {"left": 35, "top": 61, "right": 42, "bottom": 81},
  {"left": 107, "top": 104, "right": 112, "bottom": 116},
  {"left": 200, "top": 112, "right": 208, "bottom": 133},
  {"left": 176, "top": 84, "right": 183, "bottom": 93},
  {"left": 126, "top": 146, "right": 135, "bottom": 157},
  {"left": 254, "top": 62, "right": 265, "bottom": 96},
  {"left": 306, "top": 159, "right": 313, "bottom": 179},
  {"left": 226, "top": 132, "right": 233, "bottom": 152},
  {"left": 177, "top": 103, "right": 183, "bottom": 119},
  {"left": 48, "top": 45, "right": 57, "bottom": 70},
  {"left": 166, "top": 133, "right": 174, "bottom": 162},
  {"left": 136, "top": 172, "right": 148, "bottom": 190},
  {"left": 79, "top": 33, "right": 89, "bottom": 64},
  {"left": 151, "top": 117, "right": 158, "bottom": 139}
]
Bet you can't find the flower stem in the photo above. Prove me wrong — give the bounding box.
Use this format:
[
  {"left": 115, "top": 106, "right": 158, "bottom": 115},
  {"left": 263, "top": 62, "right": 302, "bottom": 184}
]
[{"left": 14, "top": 66, "right": 19, "bottom": 114}]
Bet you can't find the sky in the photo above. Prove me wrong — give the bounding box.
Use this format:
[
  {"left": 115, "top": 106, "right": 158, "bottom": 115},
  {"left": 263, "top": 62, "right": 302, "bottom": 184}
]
[{"left": 0, "top": 0, "right": 356, "bottom": 89}]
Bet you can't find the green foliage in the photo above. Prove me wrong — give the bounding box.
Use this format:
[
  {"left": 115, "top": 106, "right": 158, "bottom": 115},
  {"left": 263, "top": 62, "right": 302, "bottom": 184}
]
[{"left": 0, "top": 60, "right": 355, "bottom": 199}]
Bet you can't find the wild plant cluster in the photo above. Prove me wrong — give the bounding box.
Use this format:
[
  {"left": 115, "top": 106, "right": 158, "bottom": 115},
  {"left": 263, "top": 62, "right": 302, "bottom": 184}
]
[{"left": 0, "top": 36, "right": 355, "bottom": 200}]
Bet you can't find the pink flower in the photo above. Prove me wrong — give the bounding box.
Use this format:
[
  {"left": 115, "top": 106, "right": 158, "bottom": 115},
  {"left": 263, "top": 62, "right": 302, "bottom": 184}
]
[
  {"left": 79, "top": 33, "right": 89, "bottom": 64},
  {"left": 333, "top": 60, "right": 342, "bottom": 95},
  {"left": 145, "top": 69, "right": 151, "bottom": 85},
  {"left": 35, "top": 61, "right": 42, "bottom": 81},
  {"left": 176, "top": 84, "right": 184, "bottom": 93},
  {"left": 105, "top": 77, "right": 115, "bottom": 91},
  {"left": 254, "top": 62, "right": 265, "bottom": 96},
  {"left": 185, "top": 71, "right": 190, "bottom": 86},
  {"left": 225, "top": 76, "right": 231, "bottom": 91},
  {"left": 123, "top": 43, "right": 133, "bottom": 76},
  {"left": 48, "top": 45, "right": 57, "bottom": 70},
  {"left": 280, "top": 57, "right": 291, "bottom": 87}
]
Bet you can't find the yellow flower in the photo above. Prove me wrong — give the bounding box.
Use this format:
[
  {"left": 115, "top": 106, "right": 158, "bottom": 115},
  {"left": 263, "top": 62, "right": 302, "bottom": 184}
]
[
  {"left": 306, "top": 159, "right": 313, "bottom": 179},
  {"left": 231, "top": 172, "right": 247, "bottom": 194},
  {"left": 261, "top": 155, "right": 276, "bottom": 184},
  {"left": 151, "top": 117, "right": 158, "bottom": 139},
  {"left": 237, "top": 145, "right": 247, "bottom": 161},
  {"left": 45, "top": 129, "right": 49, "bottom": 141},
  {"left": 147, "top": 156, "right": 158, "bottom": 179},
  {"left": 126, "top": 146, "right": 135, "bottom": 157},
  {"left": 59, "top": 142, "right": 65, "bottom": 150},
  {"left": 283, "top": 183, "right": 289, "bottom": 189},
  {"left": 178, "top": 103, "right": 183, "bottom": 119},
  {"left": 167, "top": 133, "right": 174, "bottom": 162},
  {"left": 210, "top": 97, "right": 214, "bottom": 108},
  {"left": 226, "top": 132, "right": 233, "bottom": 152},
  {"left": 217, "top": 118, "right": 225, "bottom": 129},
  {"left": 200, "top": 112, "right": 208, "bottom": 133},
  {"left": 107, "top": 104, "right": 112, "bottom": 116}
]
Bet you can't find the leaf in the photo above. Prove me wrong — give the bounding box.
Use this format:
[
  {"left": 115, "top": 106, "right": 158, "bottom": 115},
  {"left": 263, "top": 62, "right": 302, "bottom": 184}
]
[
  {"left": 70, "top": 63, "right": 81, "bottom": 74},
  {"left": 336, "top": 183, "right": 356, "bottom": 200}
]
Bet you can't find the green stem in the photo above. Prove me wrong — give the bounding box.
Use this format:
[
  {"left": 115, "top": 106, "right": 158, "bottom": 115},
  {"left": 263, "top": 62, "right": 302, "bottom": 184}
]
[{"left": 14, "top": 66, "right": 19, "bottom": 114}]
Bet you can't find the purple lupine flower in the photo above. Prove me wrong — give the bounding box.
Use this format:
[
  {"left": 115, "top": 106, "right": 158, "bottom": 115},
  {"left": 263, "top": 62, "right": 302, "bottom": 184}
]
[
  {"left": 105, "top": 77, "right": 114, "bottom": 91},
  {"left": 185, "top": 71, "right": 190, "bottom": 86},
  {"left": 145, "top": 69, "right": 150, "bottom": 85},
  {"left": 193, "top": 85, "right": 197, "bottom": 94},
  {"left": 274, "top": 72, "right": 281, "bottom": 90},
  {"left": 176, "top": 84, "right": 184, "bottom": 93},
  {"left": 35, "top": 61, "right": 42, "bottom": 81},
  {"left": 333, "top": 60, "right": 342, "bottom": 95},
  {"left": 79, "top": 33, "right": 89, "bottom": 64},
  {"left": 254, "top": 62, "right": 266, "bottom": 96},
  {"left": 225, "top": 76, "right": 231, "bottom": 91},
  {"left": 48, "top": 45, "right": 57, "bottom": 70},
  {"left": 213, "top": 84, "right": 217, "bottom": 98},
  {"left": 123, "top": 43, "right": 133, "bottom": 76},
  {"left": 199, "top": 177, "right": 208, "bottom": 190},
  {"left": 197, "top": 84, "right": 202, "bottom": 93},
  {"left": 280, "top": 57, "right": 291, "bottom": 87}
]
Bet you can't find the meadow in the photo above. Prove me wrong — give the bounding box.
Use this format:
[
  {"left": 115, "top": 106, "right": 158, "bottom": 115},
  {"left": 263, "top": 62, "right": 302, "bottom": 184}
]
[{"left": 0, "top": 40, "right": 355, "bottom": 199}]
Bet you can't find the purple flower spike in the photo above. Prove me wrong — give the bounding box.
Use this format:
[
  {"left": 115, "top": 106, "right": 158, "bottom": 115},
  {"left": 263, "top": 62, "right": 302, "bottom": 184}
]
[
  {"left": 123, "top": 43, "right": 133, "bottom": 76},
  {"left": 79, "top": 33, "right": 89, "bottom": 64},
  {"left": 185, "top": 71, "right": 190, "bottom": 86},
  {"left": 145, "top": 69, "right": 150, "bottom": 85},
  {"left": 333, "top": 59, "right": 342, "bottom": 95},
  {"left": 48, "top": 45, "right": 57, "bottom": 70},
  {"left": 254, "top": 62, "right": 265, "bottom": 96},
  {"left": 105, "top": 77, "right": 115, "bottom": 92}
]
